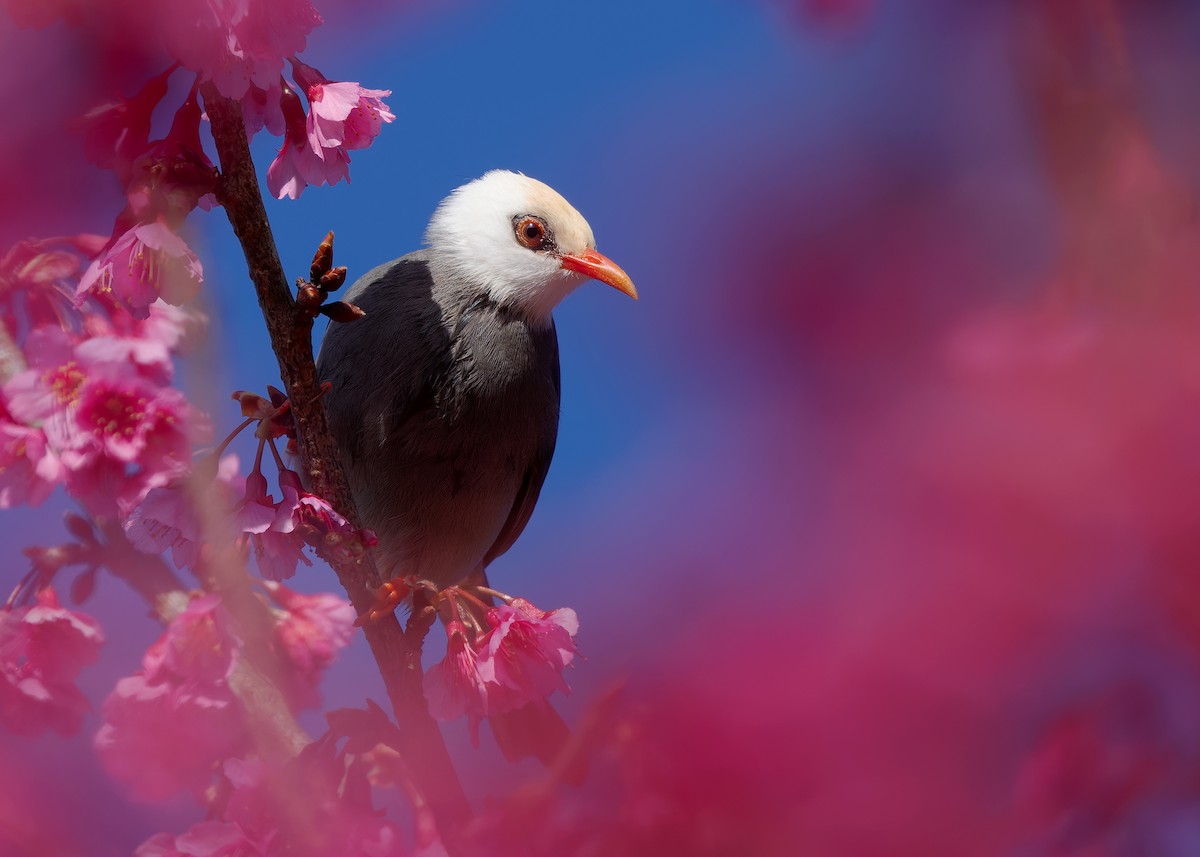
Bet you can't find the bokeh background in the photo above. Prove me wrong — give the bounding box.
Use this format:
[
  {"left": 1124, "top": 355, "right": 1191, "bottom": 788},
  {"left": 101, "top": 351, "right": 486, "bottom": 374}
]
[{"left": 7, "top": 0, "right": 1200, "bottom": 853}]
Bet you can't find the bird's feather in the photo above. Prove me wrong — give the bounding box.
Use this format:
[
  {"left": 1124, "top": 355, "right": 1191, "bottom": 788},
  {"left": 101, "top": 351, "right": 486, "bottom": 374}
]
[{"left": 316, "top": 250, "right": 560, "bottom": 588}]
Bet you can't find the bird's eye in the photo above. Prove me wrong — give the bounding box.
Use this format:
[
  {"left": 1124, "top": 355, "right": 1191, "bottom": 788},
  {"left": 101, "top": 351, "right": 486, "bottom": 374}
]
[{"left": 514, "top": 216, "right": 550, "bottom": 251}]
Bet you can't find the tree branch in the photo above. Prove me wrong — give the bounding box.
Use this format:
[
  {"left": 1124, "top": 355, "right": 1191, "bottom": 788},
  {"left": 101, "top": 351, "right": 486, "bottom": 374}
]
[{"left": 201, "top": 87, "right": 471, "bottom": 834}]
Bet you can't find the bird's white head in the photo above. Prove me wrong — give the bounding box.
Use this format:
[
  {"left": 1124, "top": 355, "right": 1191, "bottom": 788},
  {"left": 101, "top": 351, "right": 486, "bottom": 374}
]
[{"left": 424, "top": 170, "right": 637, "bottom": 322}]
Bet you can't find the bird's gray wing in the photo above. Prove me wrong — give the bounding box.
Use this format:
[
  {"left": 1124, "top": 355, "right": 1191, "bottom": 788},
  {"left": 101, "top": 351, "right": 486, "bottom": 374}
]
[
  {"left": 483, "top": 322, "right": 560, "bottom": 566},
  {"left": 316, "top": 251, "right": 448, "bottom": 468}
]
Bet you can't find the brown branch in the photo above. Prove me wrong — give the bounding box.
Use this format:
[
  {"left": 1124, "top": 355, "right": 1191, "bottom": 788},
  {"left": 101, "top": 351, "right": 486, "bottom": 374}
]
[{"left": 201, "top": 87, "right": 471, "bottom": 834}]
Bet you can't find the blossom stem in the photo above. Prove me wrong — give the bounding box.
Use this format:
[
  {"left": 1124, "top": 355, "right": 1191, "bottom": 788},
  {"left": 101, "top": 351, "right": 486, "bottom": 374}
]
[
  {"left": 214, "top": 417, "right": 256, "bottom": 460},
  {"left": 4, "top": 568, "right": 38, "bottom": 609},
  {"left": 470, "top": 585, "right": 514, "bottom": 605},
  {"left": 451, "top": 588, "right": 494, "bottom": 621},
  {"left": 202, "top": 86, "right": 471, "bottom": 837},
  {"left": 266, "top": 436, "right": 286, "bottom": 473},
  {"left": 253, "top": 436, "right": 266, "bottom": 476}
]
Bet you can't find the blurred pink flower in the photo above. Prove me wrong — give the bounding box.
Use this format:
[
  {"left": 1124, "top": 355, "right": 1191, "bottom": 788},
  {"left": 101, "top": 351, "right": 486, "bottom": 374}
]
[
  {"left": 145, "top": 593, "right": 241, "bottom": 686},
  {"left": 80, "top": 66, "right": 173, "bottom": 180},
  {"left": 160, "top": 0, "right": 322, "bottom": 100},
  {"left": 222, "top": 744, "right": 405, "bottom": 857},
  {"left": 95, "top": 672, "right": 248, "bottom": 801},
  {"left": 266, "top": 584, "right": 354, "bottom": 708},
  {"left": 123, "top": 87, "right": 219, "bottom": 227},
  {"left": 266, "top": 85, "right": 350, "bottom": 200},
  {"left": 96, "top": 594, "right": 248, "bottom": 800},
  {"left": 424, "top": 620, "right": 489, "bottom": 734},
  {"left": 126, "top": 455, "right": 243, "bottom": 568},
  {"left": 289, "top": 59, "right": 394, "bottom": 152},
  {"left": 77, "top": 220, "right": 203, "bottom": 318},
  {"left": 0, "top": 238, "right": 92, "bottom": 333},
  {"left": 477, "top": 600, "right": 579, "bottom": 715},
  {"left": 0, "top": 588, "right": 103, "bottom": 736},
  {"left": 0, "top": 415, "right": 61, "bottom": 507},
  {"left": 794, "top": 0, "right": 873, "bottom": 28},
  {"left": 124, "top": 481, "right": 202, "bottom": 565},
  {"left": 136, "top": 821, "right": 258, "bottom": 857}
]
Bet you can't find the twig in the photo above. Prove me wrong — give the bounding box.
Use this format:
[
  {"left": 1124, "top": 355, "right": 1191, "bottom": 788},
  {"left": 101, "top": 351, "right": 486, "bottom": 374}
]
[
  {"left": 202, "top": 87, "right": 471, "bottom": 834},
  {"left": 0, "top": 321, "right": 25, "bottom": 384}
]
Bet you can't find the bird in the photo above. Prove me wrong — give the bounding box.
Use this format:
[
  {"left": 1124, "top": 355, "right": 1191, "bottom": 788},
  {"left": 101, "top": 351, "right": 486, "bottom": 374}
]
[{"left": 315, "top": 170, "right": 636, "bottom": 764}]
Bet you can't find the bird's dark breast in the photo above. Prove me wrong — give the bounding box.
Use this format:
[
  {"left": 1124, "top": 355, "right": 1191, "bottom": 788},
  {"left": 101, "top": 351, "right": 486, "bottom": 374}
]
[{"left": 316, "top": 254, "right": 559, "bottom": 584}]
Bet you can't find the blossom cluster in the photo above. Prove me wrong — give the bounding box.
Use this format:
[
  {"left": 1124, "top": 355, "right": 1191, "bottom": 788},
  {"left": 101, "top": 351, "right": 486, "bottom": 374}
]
[
  {"left": 0, "top": 587, "right": 103, "bottom": 736},
  {"left": 414, "top": 588, "right": 578, "bottom": 768},
  {"left": 0, "top": 0, "right": 410, "bottom": 848},
  {"left": 3, "top": 303, "right": 203, "bottom": 518},
  {"left": 95, "top": 587, "right": 354, "bottom": 801},
  {"left": 137, "top": 737, "right": 405, "bottom": 857},
  {"left": 268, "top": 59, "right": 395, "bottom": 200}
]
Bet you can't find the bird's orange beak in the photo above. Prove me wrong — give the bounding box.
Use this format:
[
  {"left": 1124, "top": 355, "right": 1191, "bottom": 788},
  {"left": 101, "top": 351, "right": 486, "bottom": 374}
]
[{"left": 560, "top": 249, "right": 638, "bottom": 300}]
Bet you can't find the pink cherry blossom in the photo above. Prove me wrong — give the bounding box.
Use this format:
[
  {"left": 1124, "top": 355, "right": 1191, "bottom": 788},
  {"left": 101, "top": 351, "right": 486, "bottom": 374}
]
[
  {"left": 424, "top": 620, "right": 489, "bottom": 736},
  {"left": 68, "top": 375, "right": 187, "bottom": 464},
  {"left": 77, "top": 220, "right": 203, "bottom": 318},
  {"left": 289, "top": 59, "right": 394, "bottom": 152},
  {"left": 243, "top": 82, "right": 286, "bottom": 138},
  {"left": 476, "top": 600, "right": 580, "bottom": 715},
  {"left": 266, "top": 85, "right": 350, "bottom": 200},
  {"left": 76, "top": 302, "right": 204, "bottom": 404},
  {"left": 123, "top": 300, "right": 199, "bottom": 356},
  {"left": 259, "top": 468, "right": 376, "bottom": 569},
  {"left": 52, "top": 371, "right": 201, "bottom": 517},
  {"left": 2, "top": 325, "right": 84, "bottom": 427},
  {"left": 76, "top": 329, "right": 174, "bottom": 386},
  {"left": 237, "top": 471, "right": 292, "bottom": 535},
  {"left": 274, "top": 470, "right": 354, "bottom": 539},
  {"left": 0, "top": 588, "right": 103, "bottom": 736},
  {"left": 0, "top": 237, "right": 94, "bottom": 333},
  {"left": 238, "top": 471, "right": 310, "bottom": 581}
]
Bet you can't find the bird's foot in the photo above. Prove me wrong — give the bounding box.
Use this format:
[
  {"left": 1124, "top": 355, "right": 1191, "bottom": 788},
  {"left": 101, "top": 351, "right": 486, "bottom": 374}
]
[{"left": 355, "top": 575, "right": 416, "bottom": 626}]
